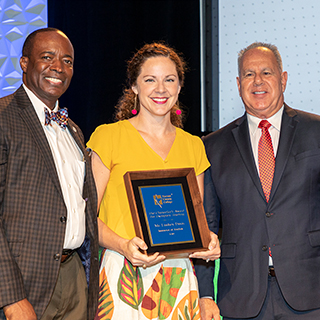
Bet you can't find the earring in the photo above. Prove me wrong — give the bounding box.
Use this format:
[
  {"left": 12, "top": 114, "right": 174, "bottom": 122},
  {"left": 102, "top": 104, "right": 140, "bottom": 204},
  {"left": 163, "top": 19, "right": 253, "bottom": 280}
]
[
  {"left": 132, "top": 94, "right": 137, "bottom": 115},
  {"left": 175, "top": 101, "right": 181, "bottom": 115}
]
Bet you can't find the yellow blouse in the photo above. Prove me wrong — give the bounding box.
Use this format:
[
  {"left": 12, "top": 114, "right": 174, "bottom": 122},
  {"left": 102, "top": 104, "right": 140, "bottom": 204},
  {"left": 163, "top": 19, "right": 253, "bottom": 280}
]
[{"left": 87, "top": 120, "right": 210, "bottom": 239}]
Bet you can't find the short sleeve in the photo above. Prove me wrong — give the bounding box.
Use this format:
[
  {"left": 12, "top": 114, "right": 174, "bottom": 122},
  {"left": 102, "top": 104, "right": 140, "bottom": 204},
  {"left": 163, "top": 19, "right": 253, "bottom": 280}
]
[
  {"left": 192, "top": 135, "right": 210, "bottom": 176},
  {"left": 87, "top": 124, "right": 112, "bottom": 170}
]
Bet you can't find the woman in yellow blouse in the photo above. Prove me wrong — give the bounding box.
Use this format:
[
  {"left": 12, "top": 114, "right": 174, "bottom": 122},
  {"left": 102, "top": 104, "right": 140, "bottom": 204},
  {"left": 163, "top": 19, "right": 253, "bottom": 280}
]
[{"left": 87, "top": 43, "right": 220, "bottom": 320}]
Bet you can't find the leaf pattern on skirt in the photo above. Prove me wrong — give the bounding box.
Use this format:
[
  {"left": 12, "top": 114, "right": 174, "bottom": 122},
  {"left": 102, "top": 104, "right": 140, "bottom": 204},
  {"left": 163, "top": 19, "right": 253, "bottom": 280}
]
[
  {"left": 94, "top": 268, "right": 114, "bottom": 320},
  {"left": 141, "top": 265, "right": 186, "bottom": 319},
  {"left": 117, "top": 258, "right": 144, "bottom": 309},
  {"left": 99, "top": 247, "right": 107, "bottom": 268},
  {"left": 172, "top": 290, "right": 200, "bottom": 320},
  {"left": 141, "top": 264, "right": 164, "bottom": 319}
]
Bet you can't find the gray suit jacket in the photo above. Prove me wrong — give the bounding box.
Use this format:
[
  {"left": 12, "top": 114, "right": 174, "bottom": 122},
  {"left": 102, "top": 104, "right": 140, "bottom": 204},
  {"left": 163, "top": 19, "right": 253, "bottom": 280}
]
[
  {"left": 0, "top": 86, "right": 98, "bottom": 319},
  {"left": 195, "top": 104, "right": 320, "bottom": 318}
]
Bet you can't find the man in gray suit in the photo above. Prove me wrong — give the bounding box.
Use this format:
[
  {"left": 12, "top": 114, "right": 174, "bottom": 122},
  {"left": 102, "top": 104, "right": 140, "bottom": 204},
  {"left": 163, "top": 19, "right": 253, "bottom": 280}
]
[
  {"left": 196, "top": 42, "right": 320, "bottom": 319},
  {"left": 0, "top": 28, "right": 98, "bottom": 319}
]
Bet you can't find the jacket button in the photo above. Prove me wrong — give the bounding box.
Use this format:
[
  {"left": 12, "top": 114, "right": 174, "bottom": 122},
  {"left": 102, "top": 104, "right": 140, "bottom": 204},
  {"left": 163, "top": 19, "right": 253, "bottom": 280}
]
[
  {"left": 262, "top": 245, "right": 268, "bottom": 251},
  {"left": 266, "top": 212, "right": 272, "bottom": 217},
  {"left": 54, "top": 253, "right": 60, "bottom": 261},
  {"left": 60, "top": 216, "right": 67, "bottom": 223}
]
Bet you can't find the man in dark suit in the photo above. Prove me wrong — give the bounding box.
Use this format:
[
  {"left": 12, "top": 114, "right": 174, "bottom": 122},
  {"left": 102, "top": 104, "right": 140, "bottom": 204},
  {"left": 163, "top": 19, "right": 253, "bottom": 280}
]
[
  {"left": 196, "top": 42, "right": 320, "bottom": 319},
  {"left": 0, "top": 28, "right": 98, "bottom": 320}
]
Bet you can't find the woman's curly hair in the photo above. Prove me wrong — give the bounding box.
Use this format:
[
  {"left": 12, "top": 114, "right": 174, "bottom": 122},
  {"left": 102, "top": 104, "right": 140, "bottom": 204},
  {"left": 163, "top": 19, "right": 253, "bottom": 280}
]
[{"left": 114, "top": 42, "right": 187, "bottom": 128}]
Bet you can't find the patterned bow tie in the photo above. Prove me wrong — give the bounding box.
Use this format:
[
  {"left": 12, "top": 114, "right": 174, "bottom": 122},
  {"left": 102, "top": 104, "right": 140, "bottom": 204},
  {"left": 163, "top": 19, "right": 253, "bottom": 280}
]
[{"left": 44, "top": 107, "right": 68, "bottom": 129}]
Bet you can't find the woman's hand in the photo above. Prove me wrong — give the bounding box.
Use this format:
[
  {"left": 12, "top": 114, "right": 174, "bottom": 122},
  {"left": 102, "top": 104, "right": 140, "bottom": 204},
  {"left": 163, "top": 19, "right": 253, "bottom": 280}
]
[
  {"left": 98, "top": 219, "right": 166, "bottom": 268},
  {"left": 122, "top": 237, "right": 166, "bottom": 268},
  {"left": 189, "top": 231, "right": 220, "bottom": 261}
]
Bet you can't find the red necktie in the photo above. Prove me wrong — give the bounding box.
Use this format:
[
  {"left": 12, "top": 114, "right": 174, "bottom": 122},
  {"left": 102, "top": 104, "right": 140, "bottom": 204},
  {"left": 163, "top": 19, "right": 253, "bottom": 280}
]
[{"left": 258, "top": 120, "right": 275, "bottom": 202}]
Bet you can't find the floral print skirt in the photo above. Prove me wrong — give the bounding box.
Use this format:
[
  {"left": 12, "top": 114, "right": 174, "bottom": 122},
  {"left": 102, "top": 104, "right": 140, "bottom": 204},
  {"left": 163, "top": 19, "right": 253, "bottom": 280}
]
[{"left": 94, "top": 249, "right": 201, "bottom": 320}]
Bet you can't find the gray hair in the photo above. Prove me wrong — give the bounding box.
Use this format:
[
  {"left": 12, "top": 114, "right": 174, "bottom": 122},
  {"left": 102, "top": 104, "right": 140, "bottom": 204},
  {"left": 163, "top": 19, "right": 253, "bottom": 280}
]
[{"left": 238, "top": 42, "right": 283, "bottom": 76}]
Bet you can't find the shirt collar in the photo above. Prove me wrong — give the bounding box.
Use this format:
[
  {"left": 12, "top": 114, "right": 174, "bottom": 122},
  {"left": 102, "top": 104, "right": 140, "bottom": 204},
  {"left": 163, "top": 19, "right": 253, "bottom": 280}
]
[
  {"left": 23, "top": 84, "right": 59, "bottom": 125},
  {"left": 247, "top": 105, "right": 284, "bottom": 135}
]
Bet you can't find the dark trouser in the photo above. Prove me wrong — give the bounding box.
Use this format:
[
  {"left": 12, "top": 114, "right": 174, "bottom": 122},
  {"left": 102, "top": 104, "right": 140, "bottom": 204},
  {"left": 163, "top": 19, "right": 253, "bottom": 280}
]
[
  {"left": 224, "top": 275, "right": 320, "bottom": 320},
  {"left": 41, "top": 252, "right": 87, "bottom": 320}
]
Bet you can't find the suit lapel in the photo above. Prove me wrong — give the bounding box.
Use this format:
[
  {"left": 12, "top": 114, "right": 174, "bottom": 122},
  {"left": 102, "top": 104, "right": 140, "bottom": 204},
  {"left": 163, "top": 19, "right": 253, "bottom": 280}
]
[
  {"left": 67, "top": 121, "right": 88, "bottom": 176},
  {"left": 15, "top": 86, "right": 64, "bottom": 199},
  {"left": 269, "top": 104, "right": 298, "bottom": 202},
  {"left": 67, "top": 121, "right": 92, "bottom": 205},
  {"left": 67, "top": 121, "right": 86, "bottom": 158},
  {"left": 232, "top": 114, "right": 265, "bottom": 200},
  {"left": 232, "top": 105, "right": 298, "bottom": 204},
  {"left": 67, "top": 120, "right": 97, "bottom": 238}
]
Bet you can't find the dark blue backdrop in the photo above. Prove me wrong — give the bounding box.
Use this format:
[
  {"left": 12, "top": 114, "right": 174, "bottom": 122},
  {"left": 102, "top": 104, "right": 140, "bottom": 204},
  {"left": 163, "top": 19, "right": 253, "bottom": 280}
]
[{"left": 48, "top": 0, "right": 202, "bottom": 141}]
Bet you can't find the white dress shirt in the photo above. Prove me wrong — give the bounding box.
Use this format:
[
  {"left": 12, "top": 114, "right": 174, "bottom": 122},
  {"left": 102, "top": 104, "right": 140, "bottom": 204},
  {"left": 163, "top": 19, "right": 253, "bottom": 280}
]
[
  {"left": 23, "top": 84, "right": 86, "bottom": 249},
  {"left": 247, "top": 105, "right": 284, "bottom": 265}
]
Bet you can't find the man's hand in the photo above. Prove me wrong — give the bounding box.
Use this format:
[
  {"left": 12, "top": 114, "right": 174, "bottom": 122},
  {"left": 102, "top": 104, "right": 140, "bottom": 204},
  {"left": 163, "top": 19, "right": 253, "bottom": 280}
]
[
  {"left": 199, "top": 297, "right": 220, "bottom": 320},
  {"left": 3, "top": 298, "right": 37, "bottom": 320}
]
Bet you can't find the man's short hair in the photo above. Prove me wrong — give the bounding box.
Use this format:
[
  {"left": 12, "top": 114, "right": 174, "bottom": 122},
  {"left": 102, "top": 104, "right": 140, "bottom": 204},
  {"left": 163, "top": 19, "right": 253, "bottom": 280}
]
[
  {"left": 22, "top": 27, "right": 61, "bottom": 57},
  {"left": 238, "top": 42, "right": 283, "bottom": 76}
]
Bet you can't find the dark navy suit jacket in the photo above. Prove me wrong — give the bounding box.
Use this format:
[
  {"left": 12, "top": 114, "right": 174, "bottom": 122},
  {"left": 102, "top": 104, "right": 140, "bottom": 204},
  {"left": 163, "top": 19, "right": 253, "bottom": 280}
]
[{"left": 195, "top": 104, "right": 320, "bottom": 318}]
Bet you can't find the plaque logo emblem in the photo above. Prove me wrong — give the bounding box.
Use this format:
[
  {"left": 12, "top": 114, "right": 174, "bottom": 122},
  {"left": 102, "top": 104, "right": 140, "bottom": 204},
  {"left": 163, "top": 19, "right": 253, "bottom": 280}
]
[{"left": 153, "top": 194, "right": 163, "bottom": 208}]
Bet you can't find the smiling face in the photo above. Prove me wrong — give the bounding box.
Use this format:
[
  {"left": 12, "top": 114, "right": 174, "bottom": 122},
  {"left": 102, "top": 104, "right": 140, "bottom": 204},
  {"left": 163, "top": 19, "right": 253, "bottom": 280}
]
[
  {"left": 20, "top": 30, "right": 74, "bottom": 110},
  {"left": 132, "top": 56, "right": 181, "bottom": 119},
  {"left": 237, "top": 47, "right": 288, "bottom": 119}
]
